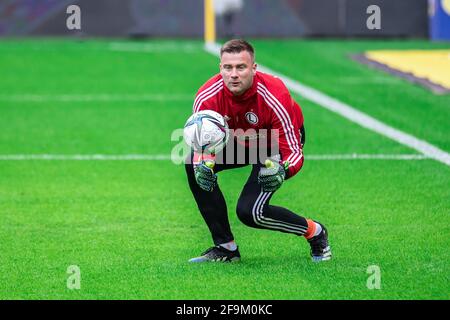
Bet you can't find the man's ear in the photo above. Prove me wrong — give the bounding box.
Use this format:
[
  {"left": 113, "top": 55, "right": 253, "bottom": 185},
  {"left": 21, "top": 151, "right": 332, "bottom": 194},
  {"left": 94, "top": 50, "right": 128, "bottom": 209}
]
[{"left": 253, "top": 63, "right": 257, "bottom": 75}]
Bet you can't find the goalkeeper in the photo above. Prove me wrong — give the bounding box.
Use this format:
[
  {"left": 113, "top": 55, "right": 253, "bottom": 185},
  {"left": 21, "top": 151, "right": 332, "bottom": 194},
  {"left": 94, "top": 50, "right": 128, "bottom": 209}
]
[{"left": 185, "top": 39, "right": 331, "bottom": 263}]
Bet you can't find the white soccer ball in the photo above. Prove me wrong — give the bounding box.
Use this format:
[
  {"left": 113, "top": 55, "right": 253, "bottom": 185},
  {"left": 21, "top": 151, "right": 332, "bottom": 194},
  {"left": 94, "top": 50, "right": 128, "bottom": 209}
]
[{"left": 183, "top": 110, "right": 229, "bottom": 154}]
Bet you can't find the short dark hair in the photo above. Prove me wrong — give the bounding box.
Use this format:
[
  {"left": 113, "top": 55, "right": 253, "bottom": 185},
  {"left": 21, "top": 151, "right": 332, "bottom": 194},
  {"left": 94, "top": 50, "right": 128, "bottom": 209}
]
[{"left": 220, "top": 39, "right": 255, "bottom": 61}]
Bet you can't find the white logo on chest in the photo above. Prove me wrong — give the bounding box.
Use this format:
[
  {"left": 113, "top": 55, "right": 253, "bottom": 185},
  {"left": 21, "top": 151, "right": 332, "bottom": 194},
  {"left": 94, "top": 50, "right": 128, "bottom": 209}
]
[{"left": 245, "top": 112, "right": 259, "bottom": 125}]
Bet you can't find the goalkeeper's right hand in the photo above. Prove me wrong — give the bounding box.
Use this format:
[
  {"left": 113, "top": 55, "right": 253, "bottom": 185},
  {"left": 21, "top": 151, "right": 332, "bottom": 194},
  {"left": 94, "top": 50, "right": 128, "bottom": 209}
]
[{"left": 194, "top": 161, "right": 217, "bottom": 192}]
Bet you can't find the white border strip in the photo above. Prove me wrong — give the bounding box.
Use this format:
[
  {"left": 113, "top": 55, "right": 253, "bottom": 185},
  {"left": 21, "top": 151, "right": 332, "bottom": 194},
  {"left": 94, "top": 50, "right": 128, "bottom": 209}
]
[
  {"left": 204, "top": 43, "right": 450, "bottom": 167},
  {"left": 0, "top": 154, "right": 431, "bottom": 161}
]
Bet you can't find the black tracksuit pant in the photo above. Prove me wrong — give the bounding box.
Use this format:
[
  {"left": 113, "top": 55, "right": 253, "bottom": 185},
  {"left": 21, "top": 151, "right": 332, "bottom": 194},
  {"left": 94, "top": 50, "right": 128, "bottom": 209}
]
[{"left": 185, "top": 152, "right": 309, "bottom": 245}]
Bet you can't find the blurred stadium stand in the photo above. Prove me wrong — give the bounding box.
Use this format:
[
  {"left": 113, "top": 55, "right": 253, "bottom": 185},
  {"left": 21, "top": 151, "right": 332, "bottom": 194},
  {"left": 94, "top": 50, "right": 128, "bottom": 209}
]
[{"left": 0, "top": 0, "right": 429, "bottom": 38}]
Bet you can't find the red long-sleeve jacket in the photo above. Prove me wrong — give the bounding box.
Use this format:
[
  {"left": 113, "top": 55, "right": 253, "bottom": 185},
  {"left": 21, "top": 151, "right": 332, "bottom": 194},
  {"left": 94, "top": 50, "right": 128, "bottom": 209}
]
[{"left": 193, "top": 71, "right": 304, "bottom": 179}]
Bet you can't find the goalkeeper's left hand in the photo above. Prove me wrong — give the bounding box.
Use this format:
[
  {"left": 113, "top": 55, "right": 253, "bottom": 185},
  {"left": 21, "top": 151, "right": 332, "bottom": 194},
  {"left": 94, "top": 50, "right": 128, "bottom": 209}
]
[{"left": 258, "top": 159, "right": 288, "bottom": 192}]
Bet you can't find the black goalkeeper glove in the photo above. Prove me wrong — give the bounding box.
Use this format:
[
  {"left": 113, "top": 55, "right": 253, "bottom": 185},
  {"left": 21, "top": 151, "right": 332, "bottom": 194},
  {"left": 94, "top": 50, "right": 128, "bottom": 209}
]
[
  {"left": 258, "top": 159, "right": 288, "bottom": 192},
  {"left": 194, "top": 160, "right": 217, "bottom": 192}
]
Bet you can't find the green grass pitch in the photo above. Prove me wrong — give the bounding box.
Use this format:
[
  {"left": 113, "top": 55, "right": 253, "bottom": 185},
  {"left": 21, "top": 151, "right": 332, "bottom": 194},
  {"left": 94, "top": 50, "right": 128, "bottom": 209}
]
[{"left": 0, "top": 39, "right": 449, "bottom": 299}]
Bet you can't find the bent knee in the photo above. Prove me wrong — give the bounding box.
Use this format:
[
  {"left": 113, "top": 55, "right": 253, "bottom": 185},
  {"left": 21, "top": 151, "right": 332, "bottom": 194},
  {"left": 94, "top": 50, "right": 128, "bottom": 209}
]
[{"left": 236, "top": 199, "right": 258, "bottom": 226}]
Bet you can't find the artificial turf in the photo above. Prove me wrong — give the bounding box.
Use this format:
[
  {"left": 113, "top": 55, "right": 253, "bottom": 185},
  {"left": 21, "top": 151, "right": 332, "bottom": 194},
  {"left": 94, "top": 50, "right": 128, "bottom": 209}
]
[{"left": 0, "top": 39, "right": 448, "bottom": 299}]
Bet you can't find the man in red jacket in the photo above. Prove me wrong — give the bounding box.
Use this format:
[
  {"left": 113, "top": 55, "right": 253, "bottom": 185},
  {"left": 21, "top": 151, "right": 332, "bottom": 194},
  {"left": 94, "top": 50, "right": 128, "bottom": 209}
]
[{"left": 185, "top": 39, "right": 331, "bottom": 263}]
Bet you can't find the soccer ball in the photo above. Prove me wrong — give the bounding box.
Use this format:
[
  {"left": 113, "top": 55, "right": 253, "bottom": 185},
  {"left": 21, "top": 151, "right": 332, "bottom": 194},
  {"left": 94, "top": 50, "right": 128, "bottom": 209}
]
[{"left": 183, "top": 110, "right": 229, "bottom": 154}]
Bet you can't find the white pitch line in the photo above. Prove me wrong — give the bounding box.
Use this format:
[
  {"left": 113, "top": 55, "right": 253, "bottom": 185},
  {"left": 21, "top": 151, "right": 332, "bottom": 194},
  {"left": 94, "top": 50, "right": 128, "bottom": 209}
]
[
  {"left": 0, "top": 154, "right": 431, "bottom": 161},
  {"left": 306, "top": 154, "right": 429, "bottom": 160},
  {"left": 204, "top": 42, "right": 450, "bottom": 167},
  {"left": 109, "top": 42, "right": 201, "bottom": 53},
  {"left": 0, "top": 154, "right": 173, "bottom": 161},
  {"left": 0, "top": 94, "right": 193, "bottom": 102}
]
